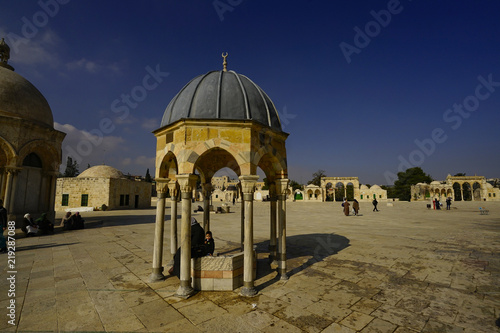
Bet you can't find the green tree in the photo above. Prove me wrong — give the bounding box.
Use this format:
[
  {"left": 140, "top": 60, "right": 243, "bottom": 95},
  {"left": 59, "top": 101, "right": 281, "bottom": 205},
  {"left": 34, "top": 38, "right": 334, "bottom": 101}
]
[
  {"left": 289, "top": 180, "right": 302, "bottom": 191},
  {"left": 262, "top": 177, "right": 269, "bottom": 190},
  {"left": 454, "top": 173, "right": 466, "bottom": 176},
  {"left": 393, "top": 167, "right": 433, "bottom": 201},
  {"left": 145, "top": 168, "right": 152, "bottom": 182},
  {"left": 308, "top": 169, "right": 326, "bottom": 186},
  {"left": 63, "top": 156, "right": 79, "bottom": 177}
]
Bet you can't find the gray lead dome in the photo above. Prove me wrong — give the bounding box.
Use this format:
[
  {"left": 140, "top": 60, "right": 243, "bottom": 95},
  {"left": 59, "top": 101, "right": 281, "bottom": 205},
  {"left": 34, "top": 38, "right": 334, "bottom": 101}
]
[{"left": 160, "top": 70, "right": 282, "bottom": 132}]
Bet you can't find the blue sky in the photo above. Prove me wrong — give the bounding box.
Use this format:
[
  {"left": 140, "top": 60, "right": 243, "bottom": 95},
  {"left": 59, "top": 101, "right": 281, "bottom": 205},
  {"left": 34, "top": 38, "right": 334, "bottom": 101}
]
[{"left": 2, "top": 1, "right": 499, "bottom": 185}]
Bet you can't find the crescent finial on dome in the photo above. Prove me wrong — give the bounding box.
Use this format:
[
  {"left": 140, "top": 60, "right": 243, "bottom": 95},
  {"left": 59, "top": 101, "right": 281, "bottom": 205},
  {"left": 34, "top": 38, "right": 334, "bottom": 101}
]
[
  {"left": 222, "top": 52, "right": 228, "bottom": 72},
  {"left": 0, "top": 38, "right": 14, "bottom": 71}
]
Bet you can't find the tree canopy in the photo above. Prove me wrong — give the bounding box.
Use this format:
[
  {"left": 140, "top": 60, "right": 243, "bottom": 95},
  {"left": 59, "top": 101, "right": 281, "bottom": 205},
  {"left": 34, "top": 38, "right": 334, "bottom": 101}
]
[
  {"left": 289, "top": 180, "right": 302, "bottom": 191},
  {"left": 308, "top": 169, "right": 326, "bottom": 186},
  {"left": 63, "top": 156, "right": 79, "bottom": 177},
  {"left": 393, "top": 167, "right": 433, "bottom": 201},
  {"left": 145, "top": 168, "right": 152, "bottom": 182}
]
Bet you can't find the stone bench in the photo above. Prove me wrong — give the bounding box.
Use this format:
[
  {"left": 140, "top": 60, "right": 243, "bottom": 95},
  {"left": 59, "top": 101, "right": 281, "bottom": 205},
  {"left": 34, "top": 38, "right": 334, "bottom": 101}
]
[{"left": 191, "top": 249, "right": 256, "bottom": 291}]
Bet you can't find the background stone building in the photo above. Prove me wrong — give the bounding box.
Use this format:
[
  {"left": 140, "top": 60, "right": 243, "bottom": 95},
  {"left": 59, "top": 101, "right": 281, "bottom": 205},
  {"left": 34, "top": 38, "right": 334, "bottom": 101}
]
[{"left": 55, "top": 165, "right": 151, "bottom": 211}]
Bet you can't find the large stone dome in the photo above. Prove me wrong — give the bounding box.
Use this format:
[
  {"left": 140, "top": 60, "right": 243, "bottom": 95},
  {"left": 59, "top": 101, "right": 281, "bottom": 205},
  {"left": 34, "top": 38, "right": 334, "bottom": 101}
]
[
  {"left": 0, "top": 65, "right": 54, "bottom": 127},
  {"left": 160, "top": 70, "right": 282, "bottom": 132},
  {"left": 77, "top": 165, "right": 125, "bottom": 179}
]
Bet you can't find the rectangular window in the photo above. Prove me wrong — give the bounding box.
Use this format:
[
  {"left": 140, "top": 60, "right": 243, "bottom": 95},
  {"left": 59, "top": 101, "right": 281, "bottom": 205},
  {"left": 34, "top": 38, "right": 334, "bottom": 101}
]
[
  {"left": 120, "top": 195, "right": 125, "bottom": 206},
  {"left": 62, "top": 194, "right": 69, "bottom": 206},
  {"left": 81, "top": 194, "right": 89, "bottom": 206}
]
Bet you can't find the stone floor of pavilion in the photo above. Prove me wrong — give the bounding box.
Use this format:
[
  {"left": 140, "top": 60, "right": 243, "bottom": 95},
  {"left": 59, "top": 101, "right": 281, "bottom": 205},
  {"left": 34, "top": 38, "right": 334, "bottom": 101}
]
[{"left": 1, "top": 200, "right": 499, "bottom": 332}]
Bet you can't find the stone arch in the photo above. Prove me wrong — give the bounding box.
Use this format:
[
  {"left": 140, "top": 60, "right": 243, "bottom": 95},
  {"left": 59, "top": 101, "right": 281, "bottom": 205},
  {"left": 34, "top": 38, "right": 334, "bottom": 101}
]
[
  {"left": 0, "top": 135, "right": 16, "bottom": 167},
  {"left": 472, "top": 182, "right": 482, "bottom": 201},
  {"left": 157, "top": 151, "right": 178, "bottom": 179},
  {"left": 253, "top": 146, "right": 287, "bottom": 179},
  {"left": 18, "top": 139, "right": 60, "bottom": 172},
  {"left": 192, "top": 147, "right": 241, "bottom": 181}
]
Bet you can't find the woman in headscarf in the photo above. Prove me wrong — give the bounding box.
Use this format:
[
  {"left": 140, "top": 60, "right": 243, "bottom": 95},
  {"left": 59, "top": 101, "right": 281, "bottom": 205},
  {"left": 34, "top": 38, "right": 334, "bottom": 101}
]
[
  {"left": 343, "top": 200, "right": 350, "bottom": 216},
  {"left": 36, "top": 213, "right": 54, "bottom": 235},
  {"left": 352, "top": 199, "right": 360, "bottom": 216}
]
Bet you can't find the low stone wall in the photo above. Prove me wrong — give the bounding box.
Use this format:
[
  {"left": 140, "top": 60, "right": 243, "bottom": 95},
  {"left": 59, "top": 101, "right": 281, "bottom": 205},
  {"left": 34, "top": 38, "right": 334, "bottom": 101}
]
[{"left": 191, "top": 250, "right": 256, "bottom": 291}]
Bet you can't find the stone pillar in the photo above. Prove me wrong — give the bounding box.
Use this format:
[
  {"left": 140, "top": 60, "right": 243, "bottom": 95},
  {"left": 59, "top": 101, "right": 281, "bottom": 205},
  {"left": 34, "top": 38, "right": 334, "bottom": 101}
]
[
  {"left": 239, "top": 183, "right": 245, "bottom": 251},
  {"left": 149, "top": 180, "right": 168, "bottom": 282},
  {"left": 202, "top": 183, "right": 211, "bottom": 231},
  {"left": 276, "top": 178, "right": 289, "bottom": 280},
  {"left": 0, "top": 169, "right": 6, "bottom": 201},
  {"left": 269, "top": 182, "right": 277, "bottom": 263},
  {"left": 5, "top": 168, "right": 19, "bottom": 215},
  {"left": 176, "top": 174, "right": 197, "bottom": 298},
  {"left": 344, "top": 184, "right": 347, "bottom": 200},
  {"left": 168, "top": 180, "right": 179, "bottom": 259},
  {"left": 460, "top": 184, "right": 464, "bottom": 201},
  {"left": 239, "top": 175, "right": 259, "bottom": 297},
  {"left": 3, "top": 170, "right": 13, "bottom": 210}
]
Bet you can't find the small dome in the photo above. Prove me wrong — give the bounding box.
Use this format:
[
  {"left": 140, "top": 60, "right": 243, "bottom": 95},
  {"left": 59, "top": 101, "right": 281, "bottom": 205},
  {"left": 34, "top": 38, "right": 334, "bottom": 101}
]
[
  {"left": 371, "top": 185, "right": 381, "bottom": 189},
  {"left": 360, "top": 185, "right": 369, "bottom": 190},
  {"left": 0, "top": 65, "right": 54, "bottom": 127},
  {"left": 486, "top": 183, "right": 493, "bottom": 189},
  {"left": 430, "top": 181, "right": 441, "bottom": 185},
  {"left": 160, "top": 70, "right": 282, "bottom": 132},
  {"left": 77, "top": 165, "right": 125, "bottom": 179}
]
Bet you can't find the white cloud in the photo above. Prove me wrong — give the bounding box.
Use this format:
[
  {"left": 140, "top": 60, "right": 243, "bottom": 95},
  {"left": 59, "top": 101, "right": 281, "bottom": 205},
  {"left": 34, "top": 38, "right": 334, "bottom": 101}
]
[
  {"left": 66, "top": 58, "right": 98, "bottom": 73},
  {"left": 0, "top": 28, "right": 61, "bottom": 68},
  {"left": 55, "top": 122, "right": 126, "bottom": 171},
  {"left": 141, "top": 118, "right": 159, "bottom": 130}
]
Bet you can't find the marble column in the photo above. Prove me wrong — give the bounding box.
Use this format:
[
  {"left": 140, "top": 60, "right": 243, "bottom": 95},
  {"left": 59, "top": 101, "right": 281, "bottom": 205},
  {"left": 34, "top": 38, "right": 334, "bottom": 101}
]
[
  {"left": 202, "top": 183, "right": 211, "bottom": 231},
  {"left": 460, "top": 184, "right": 464, "bottom": 201},
  {"left": 176, "top": 174, "right": 198, "bottom": 298},
  {"left": 239, "top": 175, "right": 259, "bottom": 297},
  {"left": 239, "top": 183, "right": 245, "bottom": 251},
  {"left": 149, "top": 180, "right": 168, "bottom": 282},
  {"left": 276, "top": 178, "right": 289, "bottom": 280},
  {"left": 168, "top": 180, "right": 179, "bottom": 261},
  {"left": 3, "top": 170, "right": 13, "bottom": 211},
  {"left": 268, "top": 182, "right": 277, "bottom": 263}
]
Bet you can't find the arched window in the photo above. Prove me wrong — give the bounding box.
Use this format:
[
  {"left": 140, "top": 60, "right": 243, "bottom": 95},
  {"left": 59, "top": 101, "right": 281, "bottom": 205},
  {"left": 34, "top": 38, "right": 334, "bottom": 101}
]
[{"left": 22, "top": 153, "right": 42, "bottom": 168}]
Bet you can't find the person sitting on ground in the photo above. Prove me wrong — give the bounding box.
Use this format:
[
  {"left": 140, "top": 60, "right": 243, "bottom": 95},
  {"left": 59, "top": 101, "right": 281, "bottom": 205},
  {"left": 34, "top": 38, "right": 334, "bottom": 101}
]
[
  {"left": 204, "top": 231, "right": 215, "bottom": 256},
  {"left": 60, "top": 212, "right": 72, "bottom": 230},
  {"left": 71, "top": 212, "right": 85, "bottom": 230},
  {"left": 22, "top": 213, "right": 39, "bottom": 236},
  {"left": 36, "top": 212, "right": 54, "bottom": 235}
]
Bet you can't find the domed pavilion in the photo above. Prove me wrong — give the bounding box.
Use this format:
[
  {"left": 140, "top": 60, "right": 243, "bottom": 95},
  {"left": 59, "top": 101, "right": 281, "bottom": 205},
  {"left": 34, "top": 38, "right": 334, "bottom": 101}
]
[
  {"left": 151, "top": 55, "right": 289, "bottom": 297},
  {"left": 0, "top": 38, "right": 66, "bottom": 225}
]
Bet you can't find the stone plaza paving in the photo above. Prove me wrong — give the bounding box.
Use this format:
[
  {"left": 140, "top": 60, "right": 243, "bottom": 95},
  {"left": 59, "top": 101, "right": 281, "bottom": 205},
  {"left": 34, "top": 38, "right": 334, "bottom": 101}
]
[{"left": 1, "top": 200, "right": 499, "bottom": 332}]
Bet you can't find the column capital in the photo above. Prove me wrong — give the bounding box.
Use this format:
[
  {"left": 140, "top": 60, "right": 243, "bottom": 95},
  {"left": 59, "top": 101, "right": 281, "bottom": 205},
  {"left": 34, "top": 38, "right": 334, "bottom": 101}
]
[
  {"left": 176, "top": 174, "right": 198, "bottom": 193},
  {"left": 239, "top": 175, "right": 260, "bottom": 194},
  {"left": 167, "top": 179, "right": 179, "bottom": 196},
  {"left": 156, "top": 177, "right": 170, "bottom": 193},
  {"left": 275, "top": 178, "right": 290, "bottom": 195},
  {"left": 5, "top": 167, "right": 21, "bottom": 175}
]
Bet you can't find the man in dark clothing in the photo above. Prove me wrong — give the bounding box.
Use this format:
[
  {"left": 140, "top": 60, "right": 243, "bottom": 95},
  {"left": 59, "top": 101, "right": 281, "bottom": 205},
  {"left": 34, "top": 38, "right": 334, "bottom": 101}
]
[
  {"left": 372, "top": 199, "right": 379, "bottom": 212},
  {"left": 170, "top": 217, "right": 206, "bottom": 277},
  {"left": 204, "top": 231, "right": 215, "bottom": 256},
  {"left": 446, "top": 197, "right": 452, "bottom": 210},
  {"left": 0, "top": 199, "right": 7, "bottom": 252}
]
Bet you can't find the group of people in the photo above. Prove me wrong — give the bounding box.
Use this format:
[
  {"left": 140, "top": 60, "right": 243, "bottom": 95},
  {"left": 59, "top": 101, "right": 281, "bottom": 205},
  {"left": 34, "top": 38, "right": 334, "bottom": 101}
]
[
  {"left": 341, "top": 198, "right": 380, "bottom": 216},
  {"left": 168, "top": 217, "right": 215, "bottom": 278},
  {"left": 433, "top": 197, "right": 452, "bottom": 210},
  {"left": 59, "top": 212, "right": 85, "bottom": 231},
  {"left": 22, "top": 212, "right": 56, "bottom": 236}
]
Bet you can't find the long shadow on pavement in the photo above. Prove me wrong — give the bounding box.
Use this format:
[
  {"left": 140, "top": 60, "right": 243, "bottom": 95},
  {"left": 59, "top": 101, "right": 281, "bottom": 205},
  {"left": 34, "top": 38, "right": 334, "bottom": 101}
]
[{"left": 254, "top": 233, "right": 350, "bottom": 291}]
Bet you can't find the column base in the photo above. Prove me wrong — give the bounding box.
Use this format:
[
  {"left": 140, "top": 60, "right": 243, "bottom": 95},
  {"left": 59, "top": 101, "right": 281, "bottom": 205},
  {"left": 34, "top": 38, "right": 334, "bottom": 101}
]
[
  {"left": 175, "top": 285, "right": 195, "bottom": 298},
  {"left": 148, "top": 267, "right": 165, "bottom": 282},
  {"left": 279, "top": 269, "right": 288, "bottom": 281},
  {"left": 240, "top": 286, "right": 258, "bottom": 297}
]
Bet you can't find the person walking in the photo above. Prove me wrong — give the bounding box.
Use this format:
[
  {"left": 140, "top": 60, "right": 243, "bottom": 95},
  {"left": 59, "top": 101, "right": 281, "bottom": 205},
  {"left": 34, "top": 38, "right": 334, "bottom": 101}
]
[
  {"left": 372, "top": 198, "right": 379, "bottom": 212},
  {"left": 446, "top": 197, "right": 452, "bottom": 210},
  {"left": 343, "top": 200, "right": 350, "bottom": 216},
  {"left": 352, "top": 199, "right": 360, "bottom": 216}
]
